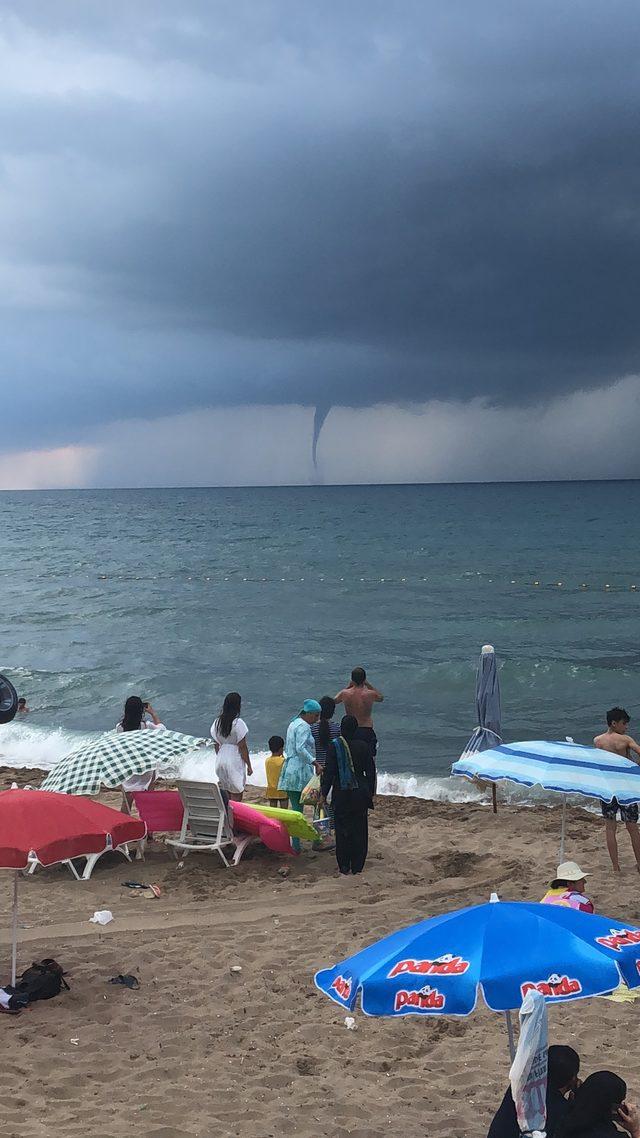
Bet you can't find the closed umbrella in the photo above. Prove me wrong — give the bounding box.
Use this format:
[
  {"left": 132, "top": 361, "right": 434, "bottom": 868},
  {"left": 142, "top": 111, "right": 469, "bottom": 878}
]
[
  {"left": 0, "top": 789, "right": 145, "bottom": 984},
  {"left": 41, "top": 729, "right": 211, "bottom": 796},
  {"left": 460, "top": 644, "right": 502, "bottom": 813},
  {"left": 314, "top": 897, "right": 640, "bottom": 1060},
  {"left": 451, "top": 739, "right": 640, "bottom": 858}
]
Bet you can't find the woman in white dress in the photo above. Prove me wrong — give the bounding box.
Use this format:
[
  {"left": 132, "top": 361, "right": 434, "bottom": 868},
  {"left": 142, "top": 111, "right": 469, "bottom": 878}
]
[{"left": 211, "top": 692, "right": 252, "bottom": 801}]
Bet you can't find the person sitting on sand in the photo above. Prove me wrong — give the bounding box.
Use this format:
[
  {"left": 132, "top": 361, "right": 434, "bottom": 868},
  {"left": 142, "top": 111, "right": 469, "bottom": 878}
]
[
  {"left": 265, "top": 735, "right": 288, "bottom": 807},
  {"left": 17, "top": 697, "right": 29, "bottom": 714},
  {"left": 594, "top": 708, "right": 640, "bottom": 873},
  {"left": 320, "top": 715, "right": 376, "bottom": 876},
  {"left": 487, "top": 1044, "right": 580, "bottom": 1138},
  {"left": 211, "top": 692, "right": 252, "bottom": 802},
  {"left": 541, "top": 861, "right": 594, "bottom": 913},
  {"left": 117, "top": 695, "right": 164, "bottom": 806},
  {"left": 556, "top": 1071, "right": 640, "bottom": 1137},
  {"left": 334, "top": 667, "right": 383, "bottom": 760}
]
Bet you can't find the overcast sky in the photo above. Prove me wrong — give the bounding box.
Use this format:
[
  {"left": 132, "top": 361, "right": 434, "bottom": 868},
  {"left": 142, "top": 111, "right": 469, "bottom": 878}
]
[{"left": 2, "top": 1, "right": 640, "bottom": 488}]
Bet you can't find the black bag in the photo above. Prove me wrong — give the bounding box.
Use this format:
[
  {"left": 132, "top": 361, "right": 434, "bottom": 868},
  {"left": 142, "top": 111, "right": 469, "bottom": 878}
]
[{"left": 15, "top": 959, "right": 70, "bottom": 1003}]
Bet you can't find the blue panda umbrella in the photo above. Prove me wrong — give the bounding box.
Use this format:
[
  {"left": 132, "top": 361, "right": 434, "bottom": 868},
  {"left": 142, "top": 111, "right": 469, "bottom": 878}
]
[{"left": 314, "top": 898, "right": 640, "bottom": 1057}]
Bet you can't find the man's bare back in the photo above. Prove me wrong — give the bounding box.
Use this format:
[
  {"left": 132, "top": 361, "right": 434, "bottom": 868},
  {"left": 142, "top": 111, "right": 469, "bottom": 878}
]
[
  {"left": 594, "top": 728, "right": 640, "bottom": 764},
  {"left": 334, "top": 672, "right": 383, "bottom": 728}
]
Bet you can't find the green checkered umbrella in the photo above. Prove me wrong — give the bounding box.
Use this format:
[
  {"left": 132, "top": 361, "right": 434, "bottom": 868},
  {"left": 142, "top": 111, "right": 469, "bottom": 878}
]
[{"left": 41, "top": 729, "right": 211, "bottom": 796}]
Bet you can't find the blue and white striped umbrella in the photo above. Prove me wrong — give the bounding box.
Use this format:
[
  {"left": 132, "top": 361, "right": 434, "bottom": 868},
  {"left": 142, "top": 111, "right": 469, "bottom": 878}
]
[{"left": 452, "top": 739, "right": 640, "bottom": 805}]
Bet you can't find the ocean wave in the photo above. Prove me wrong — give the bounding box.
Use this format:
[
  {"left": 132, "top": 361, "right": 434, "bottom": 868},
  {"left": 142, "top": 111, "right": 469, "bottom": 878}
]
[{"left": 0, "top": 722, "right": 597, "bottom": 811}]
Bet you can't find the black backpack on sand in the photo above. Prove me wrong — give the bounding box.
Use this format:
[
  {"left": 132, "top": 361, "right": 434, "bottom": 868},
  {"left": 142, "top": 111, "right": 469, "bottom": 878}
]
[{"left": 5, "top": 959, "right": 70, "bottom": 1010}]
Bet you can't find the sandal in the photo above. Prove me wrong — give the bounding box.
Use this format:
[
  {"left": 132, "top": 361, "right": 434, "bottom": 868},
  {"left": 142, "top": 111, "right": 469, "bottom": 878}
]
[{"left": 108, "top": 974, "right": 140, "bottom": 990}]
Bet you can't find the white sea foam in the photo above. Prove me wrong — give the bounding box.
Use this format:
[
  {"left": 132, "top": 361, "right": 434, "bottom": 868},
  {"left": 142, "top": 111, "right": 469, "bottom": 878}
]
[
  {"left": 0, "top": 721, "right": 598, "bottom": 811},
  {"left": 0, "top": 722, "right": 95, "bottom": 773}
]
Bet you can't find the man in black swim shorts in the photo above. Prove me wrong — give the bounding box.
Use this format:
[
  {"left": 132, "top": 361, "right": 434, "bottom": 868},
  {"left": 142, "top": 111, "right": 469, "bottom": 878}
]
[
  {"left": 601, "top": 798, "right": 639, "bottom": 824},
  {"left": 594, "top": 707, "right": 640, "bottom": 873}
]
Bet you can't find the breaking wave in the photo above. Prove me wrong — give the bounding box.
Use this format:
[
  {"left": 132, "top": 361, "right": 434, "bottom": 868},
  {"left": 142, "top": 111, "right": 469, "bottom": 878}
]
[{"left": 0, "top": 722, "right": 596, "bottom": 811}]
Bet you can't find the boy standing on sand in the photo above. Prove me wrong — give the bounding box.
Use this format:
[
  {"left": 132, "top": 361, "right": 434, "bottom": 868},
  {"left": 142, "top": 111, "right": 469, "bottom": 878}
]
[
  {"left": 334, "top": 667, "right": 383, "bottom": 759},
  {"left": 265, "top": 736, "right": 288, "bottom": 808},
  {"left": 594, "top": 707, "right": 640, "bottom": 873}
]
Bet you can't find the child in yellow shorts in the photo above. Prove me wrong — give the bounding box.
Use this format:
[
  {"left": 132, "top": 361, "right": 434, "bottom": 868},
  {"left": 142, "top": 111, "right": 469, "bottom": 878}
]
[{"left": 265, "top": 736, "right": 288, "bottom": 808}]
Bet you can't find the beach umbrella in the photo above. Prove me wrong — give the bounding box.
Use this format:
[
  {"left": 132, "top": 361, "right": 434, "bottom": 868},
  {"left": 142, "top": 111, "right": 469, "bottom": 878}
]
[
  {"left": 314, "top": 897, "right": 640, "bottom": 1060},
  {"left": 40, "top": 729, "right": 211, "bottom": 796},
  {"left": 0, "top": 789, "right": 145, "bottom": 984},
  {"left": 459, "top": 644, "right": 502, "bottom": 813},
  {"left": 451, "top": 739, "right": 640, "bottom": 858}
]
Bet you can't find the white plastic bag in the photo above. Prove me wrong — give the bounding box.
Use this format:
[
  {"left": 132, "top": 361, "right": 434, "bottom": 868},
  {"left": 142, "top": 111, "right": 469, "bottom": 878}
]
[{"left": 89, "top": 910, "right": 113, "bottom": 925}]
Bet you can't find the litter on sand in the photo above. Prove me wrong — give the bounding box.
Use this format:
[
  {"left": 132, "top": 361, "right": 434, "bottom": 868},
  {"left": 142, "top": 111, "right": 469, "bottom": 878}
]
[{"left": 89, "top": 910, "right": 113, "bottom": 925}]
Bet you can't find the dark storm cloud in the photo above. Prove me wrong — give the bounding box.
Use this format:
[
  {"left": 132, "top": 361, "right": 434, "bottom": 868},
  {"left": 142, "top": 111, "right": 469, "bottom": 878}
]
[{"left": 2, "top": 1, "right": 640, "bottom": 454}]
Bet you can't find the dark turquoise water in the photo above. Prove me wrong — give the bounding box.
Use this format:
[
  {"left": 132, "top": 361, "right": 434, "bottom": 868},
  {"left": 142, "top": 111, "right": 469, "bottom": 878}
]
[{"left": 1, "top": 482, "right": 639, "bottom": 794}]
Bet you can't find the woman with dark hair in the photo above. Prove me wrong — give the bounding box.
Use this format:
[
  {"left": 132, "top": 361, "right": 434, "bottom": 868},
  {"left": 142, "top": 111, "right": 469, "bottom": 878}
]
[
  {"left": 557, "top": 1071, "right": 640, "bottom": 1137},
  {"left": 211, "top": 692, "right": 252, "bottom": 801},
  {"left": 116, "top": 695, "right": 164, "bottom": 804},
  {"left": 320, "top": 714, "right": 376, "bottom": 875},
  {"left": 118, "top": 696, "right": 162, "bottom": 733},
  {"left": 311, "top": 696, "right": 340, "bottom": 772}
]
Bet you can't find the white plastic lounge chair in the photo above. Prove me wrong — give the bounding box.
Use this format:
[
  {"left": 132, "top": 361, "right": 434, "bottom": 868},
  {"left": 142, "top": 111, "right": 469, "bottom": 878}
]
[
  {"left": 25, "top": 836, "right": 139, "bottom": 880},
  {"left": 165, "top": 780, "right": 255, "bottom": 867}
]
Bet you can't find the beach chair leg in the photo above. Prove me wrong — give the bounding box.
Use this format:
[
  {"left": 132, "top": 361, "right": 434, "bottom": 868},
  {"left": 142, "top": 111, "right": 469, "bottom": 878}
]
[
  {"left": 230, "top": 836, "right": 253, "bottom": 866},
  {"left": 80, "top": 853, "right": 102, "bottom": 881},
  {"left": 217, "top": 845, "right": 231, "bottom": 869}
]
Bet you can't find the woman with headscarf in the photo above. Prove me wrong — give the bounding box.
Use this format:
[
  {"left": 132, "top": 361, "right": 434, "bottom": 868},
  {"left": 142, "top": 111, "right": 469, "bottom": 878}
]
[
  {"left": 279, "top": 699, "right": 321, "bottom": 851},
  {"left": 556, "top": 1072, "right": 640, "bottom": 1137},
  {"left": 320, "top": 714, "right": 376, "bottom": 875},
  {"left": 487, "top": 1044, "right": 580, "bottom": 1138},
  {"left": 211, "top": 691, "right": 252, "bottom": 801}
]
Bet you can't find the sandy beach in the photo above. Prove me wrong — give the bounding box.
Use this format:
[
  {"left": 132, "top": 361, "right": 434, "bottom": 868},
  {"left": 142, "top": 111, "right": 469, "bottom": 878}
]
[{"left": 2, "top": 767, "right": 640, "bottom": 1138}]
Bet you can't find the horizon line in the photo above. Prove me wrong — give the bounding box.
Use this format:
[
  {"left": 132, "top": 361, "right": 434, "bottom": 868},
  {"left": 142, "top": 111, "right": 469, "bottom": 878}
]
[{"left": 2, "top": 475, "right": 640, "bottom": 493}]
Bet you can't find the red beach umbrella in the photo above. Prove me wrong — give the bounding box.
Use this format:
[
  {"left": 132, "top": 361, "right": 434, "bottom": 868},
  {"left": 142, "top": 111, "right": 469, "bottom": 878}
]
[{"left": 0, "top": 789, "right": 146, "bottom": 985}]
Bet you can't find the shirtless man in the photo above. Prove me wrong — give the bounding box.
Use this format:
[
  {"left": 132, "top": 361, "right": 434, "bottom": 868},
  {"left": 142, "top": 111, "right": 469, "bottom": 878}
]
[
  {"left": 334, "top": 667, "right": 383, "bottom": 758},
  {"left": 594, "top": 707, "right": 640, "bottom": 873}
]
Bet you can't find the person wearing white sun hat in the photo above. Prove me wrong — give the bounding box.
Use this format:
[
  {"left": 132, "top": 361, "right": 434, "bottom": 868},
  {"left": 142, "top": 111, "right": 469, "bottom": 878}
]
[{"left": 541, "top": 861, "right": 594, "bottom": 913}]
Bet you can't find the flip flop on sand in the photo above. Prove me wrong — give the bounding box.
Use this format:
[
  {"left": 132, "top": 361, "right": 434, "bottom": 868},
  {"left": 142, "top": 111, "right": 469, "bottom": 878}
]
[{"left": 108, "top": 974, "right": 140, "bottom": 990}]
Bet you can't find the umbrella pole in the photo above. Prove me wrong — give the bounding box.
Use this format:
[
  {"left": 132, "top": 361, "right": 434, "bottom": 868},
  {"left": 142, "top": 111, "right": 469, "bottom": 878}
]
[
  {"left": 505, "top": 1010, "right": 516, "bottom": 1062},
  {"left": 11, "top": 870, "right": 18, "bottom": 986},
  {"left": 492, "top": 784, "right": 498, "bottom": 814},
  {"left": 559, "top": 795, "right": 567, "bottom": 862}
]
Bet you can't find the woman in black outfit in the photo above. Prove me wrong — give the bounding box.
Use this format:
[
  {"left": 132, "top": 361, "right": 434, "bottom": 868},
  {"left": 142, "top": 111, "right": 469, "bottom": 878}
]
[
  {"left": 320, "top": 715, "right": 375, "bottom": 875},
  {"left": 556, "top": 1071, "right": 640, "bottom": 1138}
]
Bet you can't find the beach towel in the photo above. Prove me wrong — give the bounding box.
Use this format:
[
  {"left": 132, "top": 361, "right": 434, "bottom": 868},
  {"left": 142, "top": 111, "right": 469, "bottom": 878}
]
[{"left": 334, "top": 737, "right": 358, "bottom": 791}]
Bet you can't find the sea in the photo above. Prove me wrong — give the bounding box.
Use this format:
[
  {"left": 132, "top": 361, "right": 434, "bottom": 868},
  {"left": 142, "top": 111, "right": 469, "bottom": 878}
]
[{"left": 1, "top": 481, "right": 639, "bottom": 805}]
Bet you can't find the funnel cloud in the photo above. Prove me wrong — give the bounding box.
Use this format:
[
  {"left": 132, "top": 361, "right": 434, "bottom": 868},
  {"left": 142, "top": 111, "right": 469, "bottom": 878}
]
[{"left": 1, "top": 2, "right": 640, "bottom": 483}]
